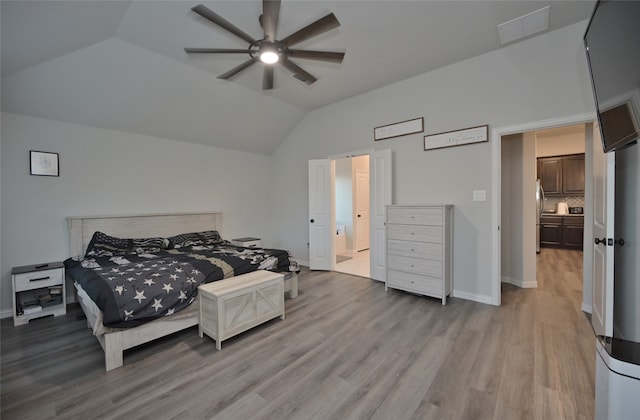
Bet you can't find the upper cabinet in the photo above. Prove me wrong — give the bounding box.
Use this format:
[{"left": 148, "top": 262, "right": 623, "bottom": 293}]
[
  {"left": 562, "top": 154, "right": 586, "bottom": 195},
  {"left": 538, "top": 157, "right": 562, "bottom": 195},
  {"left": 537, "top": 153, "right": 585, "bottom": 196}
]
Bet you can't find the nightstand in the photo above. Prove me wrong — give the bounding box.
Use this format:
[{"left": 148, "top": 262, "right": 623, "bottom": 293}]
[
  {"left": 230, "top": 237, "right": 262, "bottom": 248},
  {"left": 12, "top": 261, "right": 66, "bottom": 326}
]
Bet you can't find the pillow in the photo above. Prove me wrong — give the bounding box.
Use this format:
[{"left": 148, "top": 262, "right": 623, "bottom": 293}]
[
  {"left": 132, "top": 237, "right": 170, "bottom": 254},
  {"left": 168, "top": 230, "right": 223, "bottom": 248},
  {"left": 85, "top": 231, "right": 133, "bottom": 257}
]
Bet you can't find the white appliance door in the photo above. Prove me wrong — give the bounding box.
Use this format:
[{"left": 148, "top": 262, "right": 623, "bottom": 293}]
[{"left": 308, "top": 159, "right": 334, "bottom": 271}]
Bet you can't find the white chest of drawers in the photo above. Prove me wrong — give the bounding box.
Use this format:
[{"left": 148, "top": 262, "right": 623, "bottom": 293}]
[{"left": 386, "top": 205, "right": 453, "bottom": 304}]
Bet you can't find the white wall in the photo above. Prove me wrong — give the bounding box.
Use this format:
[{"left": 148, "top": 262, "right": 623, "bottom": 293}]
[
  {"left": 614, "top": 142, "right": 640, "bottom": 342},
  {"left": 521, "top": 132, "right": 538, "bottom": 287},
  {"left": 0, "top": 113, "right": 274, "bottom": 316},
  {"left": 536, "top": 125, "right": 586, "bottom": 157},
  {"left": 270, "top": 21, "right": 596, "bottom": 303},
  {"left": 500, "top": 134, "right": 520, "bottom": 285},
  {"left": 500, "top": 133, "right": 537, "bottom": 288}
]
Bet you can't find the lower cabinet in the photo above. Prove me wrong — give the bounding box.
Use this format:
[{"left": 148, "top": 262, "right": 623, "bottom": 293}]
[
  {"left": 563, "top": 217, "right": 585, "bottom": 249},
  {"left": 540, "top": 216, "right": 583, "bottom": 250},
  {"left": 540, "top": 216, "right": 563, "bottom": 247}
]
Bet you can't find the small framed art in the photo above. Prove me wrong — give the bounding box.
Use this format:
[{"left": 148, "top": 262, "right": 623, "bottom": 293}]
[{"left": 30, "top": 151, "right": 59, "bottom": 177}]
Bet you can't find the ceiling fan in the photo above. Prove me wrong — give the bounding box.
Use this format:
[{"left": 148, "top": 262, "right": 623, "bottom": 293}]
[{"left": 184, "top": 1, "right": 345, "bottom": 90}]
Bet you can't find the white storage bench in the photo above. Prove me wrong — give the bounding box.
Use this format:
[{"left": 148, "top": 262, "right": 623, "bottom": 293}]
[{"left": 198, "top": 270, "right": 285, "bottom": 350}]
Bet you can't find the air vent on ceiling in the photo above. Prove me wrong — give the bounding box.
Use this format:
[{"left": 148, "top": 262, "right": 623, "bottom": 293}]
[{"left": 498, "top": 6, "right": 550, "bottom": 45}]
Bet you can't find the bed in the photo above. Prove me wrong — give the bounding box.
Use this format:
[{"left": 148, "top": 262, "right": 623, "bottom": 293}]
[{"left": 65, "top": 212, "right": 299, "bottom": 371}]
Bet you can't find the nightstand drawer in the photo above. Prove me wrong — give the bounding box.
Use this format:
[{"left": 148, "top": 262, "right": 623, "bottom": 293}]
[{"left": 14, "top": 268, "right": 63, "bottom": 292}]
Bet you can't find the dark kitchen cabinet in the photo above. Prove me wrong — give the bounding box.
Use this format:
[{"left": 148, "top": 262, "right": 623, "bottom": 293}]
[
  {"left": 563, "top": 216, "right": 584, "bottom": 249},
  {"left": 538, "top": 157, "right": 562, "bottom": 195},
  {"left": 540, "top": 216, "right": 562, "bottom": 246},
  {"left": 563, "top": 154, "right": 586, "bottom": 195},
  {"left": 537, "top": 154, "right": 585, "bottom": 196},
  {"left": 540, "top": 215, "right": 584, "bottom": 249}
]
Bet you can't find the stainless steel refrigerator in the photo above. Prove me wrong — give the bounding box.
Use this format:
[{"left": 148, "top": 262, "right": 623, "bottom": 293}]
[{"left": 535, "top": 179, "right": 544, "bottom": 253}]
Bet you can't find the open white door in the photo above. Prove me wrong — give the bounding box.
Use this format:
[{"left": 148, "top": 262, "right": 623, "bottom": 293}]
[
  {"left": 370, "top": 149, "right": 392, "bottom": 281},
  {"left": 308, "top": 159, "right": 334, "bottom": 270},
  {"left": 592, "top": 124, "right": 615, "bottom": 338}
]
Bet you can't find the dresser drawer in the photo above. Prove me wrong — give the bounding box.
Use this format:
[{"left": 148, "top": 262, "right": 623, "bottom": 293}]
[
  {"left": 387, "top": 254, "right": 442, "bottom": 277},
  {"left": 387, "top": 224, "right": 442, "bottom": 243},
  {"left": 387, "top": 207, "right": 443, "bottom": 226},
  {"left": 387, "top": 270, "right": 443, "bottom": 297},
  {"left": 387, "top": 239, "right": 443, "bottom": 260},
  {"left": 14, "top": 268, "right": 64, "bottom": 292}
]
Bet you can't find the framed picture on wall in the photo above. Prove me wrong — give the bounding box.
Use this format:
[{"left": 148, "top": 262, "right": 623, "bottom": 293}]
[{"left": 30, "top": 150, "right": 59, "bottom": 177}]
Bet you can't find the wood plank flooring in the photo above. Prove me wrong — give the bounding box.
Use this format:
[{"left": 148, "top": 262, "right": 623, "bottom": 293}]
[{"left": 1, "top": 248, "right": 595, "bottom": 419}]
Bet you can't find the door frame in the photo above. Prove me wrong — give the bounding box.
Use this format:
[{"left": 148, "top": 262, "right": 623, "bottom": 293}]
[
  {"left": 329, "top": 150, "right": 374, "bottom": 264},
  {"left": 326, "top": 148, "right": 391, "bottom": 281},
  {"left": 491, "top": 112, "right": 596, "bottom": 307}
]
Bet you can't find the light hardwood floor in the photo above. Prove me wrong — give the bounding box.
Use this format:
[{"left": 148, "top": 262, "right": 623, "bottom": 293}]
[{"left": 1, "top": 248, "right": 594, "bottom": 419}]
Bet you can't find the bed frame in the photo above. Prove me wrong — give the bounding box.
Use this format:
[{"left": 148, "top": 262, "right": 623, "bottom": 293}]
[{"left": 67, "top": 212, "right": 298, "bottom": 371}]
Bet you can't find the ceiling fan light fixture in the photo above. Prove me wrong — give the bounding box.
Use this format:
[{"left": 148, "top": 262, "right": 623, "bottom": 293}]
[{"left": 260, "top": 50, "right": 279, "bottom": 64}]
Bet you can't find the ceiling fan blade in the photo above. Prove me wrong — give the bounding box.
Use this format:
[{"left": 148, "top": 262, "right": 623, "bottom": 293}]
[
  {"left": 280, "top": 57, "right": 317, "bottom": 85},
  {"left": 184, "top": 48, "right": 253, "bottom": 54},
  {"left": 261, "top": 0, "right": 281, "bottom": 42},
  {"left": 217, "top": 58, "right": 257, "bottom": 80},
  {"left": 286, "top": 49, "right": 344, "bottom": 63},
  {"left": 263, "top": 66, "right": 274, "bottom": 90},
  {"left": 280, "top": 13, "right": 340, "bottom": 47},
  {"left": 191, "top": 4, "right": 257, "bottom": 45}
]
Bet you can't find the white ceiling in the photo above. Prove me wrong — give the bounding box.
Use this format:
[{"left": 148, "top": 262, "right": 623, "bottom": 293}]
[{"left": 1, "top": 1, "right": 596, "bottom": 154}]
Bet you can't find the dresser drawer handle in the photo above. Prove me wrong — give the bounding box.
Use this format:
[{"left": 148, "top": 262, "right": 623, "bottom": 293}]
[{"left": 30, "top": 276, "right": 50, "bottom": 282}]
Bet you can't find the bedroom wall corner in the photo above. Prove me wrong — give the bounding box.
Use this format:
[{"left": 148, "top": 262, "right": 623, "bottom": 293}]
[{"left": 0, "top": 113, "right": 275, "bottom": 317}]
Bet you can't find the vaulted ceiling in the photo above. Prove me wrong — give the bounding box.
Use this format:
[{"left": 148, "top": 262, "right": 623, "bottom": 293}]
[{"left": 1, "top": 1, "right": 595, "bottom": 154}]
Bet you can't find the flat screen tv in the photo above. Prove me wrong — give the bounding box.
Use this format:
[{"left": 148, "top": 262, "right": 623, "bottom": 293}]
[{"left": 584, "top": 0, "right": 640, "bottom": 152}]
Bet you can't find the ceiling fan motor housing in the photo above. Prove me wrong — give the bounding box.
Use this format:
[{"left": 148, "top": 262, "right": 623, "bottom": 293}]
[{"left": 184, "top": 1, "right": 344, "bottom": 89}]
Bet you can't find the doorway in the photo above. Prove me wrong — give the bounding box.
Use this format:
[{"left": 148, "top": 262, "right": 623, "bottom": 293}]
[
  {"left": 500, "top": 123, "right": 590, "bottom": 306},
  {"left": 334, "top": 155, "right": 370, "bottom": 277},
  {"left": 491, "top": 113, "right": 597, "bottom": 306}
]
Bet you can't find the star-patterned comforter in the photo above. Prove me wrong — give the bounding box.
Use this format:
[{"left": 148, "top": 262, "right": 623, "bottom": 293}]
[{"left": 65, "top": 243, "right": 299, "bottom": 328}]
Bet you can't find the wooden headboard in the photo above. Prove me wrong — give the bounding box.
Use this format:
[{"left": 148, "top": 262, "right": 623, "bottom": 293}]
[{"left": 67, "top": 212, "right": 223, "bottom": 257}]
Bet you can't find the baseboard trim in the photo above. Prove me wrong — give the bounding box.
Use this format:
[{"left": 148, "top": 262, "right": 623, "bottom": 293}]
[
  {"left": 453, "top": 289, "right": 494, "bottom": 306},
  {"left": 501, "top": 276, "right": 537, "bottom": 288},
  {"left": 581, "top": 302, "right": 592, "bottom": 314},
  {"left": 0, "top": 308, "right": 13, "bottom": 319}
]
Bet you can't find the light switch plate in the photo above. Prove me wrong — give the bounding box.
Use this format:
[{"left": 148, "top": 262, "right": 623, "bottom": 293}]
[{"left": 473, "top": 190, "right": 486, "bottom": 202}]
